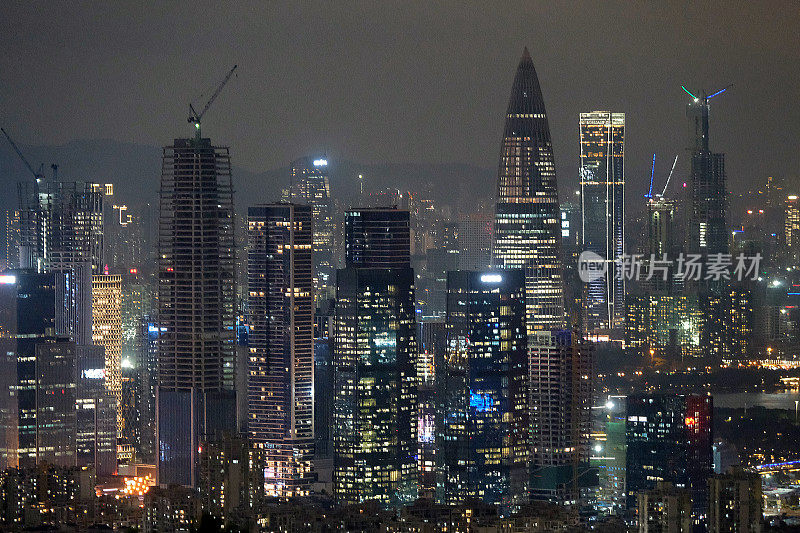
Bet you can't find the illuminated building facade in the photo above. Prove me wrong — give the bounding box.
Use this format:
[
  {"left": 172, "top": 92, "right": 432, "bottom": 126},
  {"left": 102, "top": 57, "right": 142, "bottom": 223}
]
[
  {"left": 286, "top": 157, "right": 335, "bottom": 301},
  {"left": 417, "top": 320, "right": 444, "bottom": 498},
  {"left": 625, "top": 294, "right": 701, "bottom": 360},
  {"left": 333, "top": 208, "right": 418, "bottom": 506},
  {"left": 786, "top": 195, "right": 800, "bottom": 254},
  {"left": 437, "top": 270, "right": 528, "bottom": 511},
  {"left": 0, "top": 271, "right": 77, "bottom": 470},
  {"left": 92, "top": 274, "right": 123, "bottom": 431},
  {"left": 492, "top": 48, "right": 564, "bottom": 332},
  {"left": 708, "top": 470, "right": 763, "bottom": 533},
  {"left": 17, "top": 181, "right": 106, "bottom": 346},
  {"left": 247, "top": 204, "right": 315, "bottom": 497},
  {"left": 626, "top": 394, "right": 713, "bottom": 521},
  {"left": 579, "top": 111, "right": 625, "bottom": 329},
  {"left": 197, "top": 434, "right": 266, "bottom": 521},
  {"left": 528, "top": 329, "right": 594, "bottom": 503},
  {"left": 76, "top": 344, "right": 117, "bottom": 477},
  {"left": 157, "top": 137, "right": 237, "bottom": 487},
  {"left": 636, "top": 482, "right": 693, "bottom": 532}
]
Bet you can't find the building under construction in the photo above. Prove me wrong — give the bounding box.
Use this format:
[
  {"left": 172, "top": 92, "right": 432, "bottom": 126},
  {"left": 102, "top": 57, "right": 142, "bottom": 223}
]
[{"left": 156, "top": 137, "right": 237, "bottom": 487}]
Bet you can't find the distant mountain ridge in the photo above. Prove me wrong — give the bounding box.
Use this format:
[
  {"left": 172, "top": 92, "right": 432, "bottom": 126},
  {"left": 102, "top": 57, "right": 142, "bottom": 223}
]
[{"left": 0, "top": 138, "right": 495, "bottom": 213}]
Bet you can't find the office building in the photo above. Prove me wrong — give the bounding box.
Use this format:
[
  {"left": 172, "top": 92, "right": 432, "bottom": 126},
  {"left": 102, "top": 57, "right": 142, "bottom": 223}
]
[
  {"left": 0, "top": 271, "right": 77, "bottom": 469},
  {"left": 492, "top": 48, "right": 564, "bottom": 332},
  {"left": 75, "top": 344, "right": 117, "bottom": 477},
  {"left": 92, "top": 274, "right": 123, "bottom": 431},
  {"left": 528, "top": 329, "right": 594, "bottom": 503},
  {"left": 344, "top": 207, "right": 411, "bottom": 268},
  {"left": 3, "top": 210, "right": 20, "bottom": 270},
  {"left": 708, "top": 469, "right": 762, "bottom": 533},
  {"left": 17, "top": 181, "right": 105, "bottom": 345},
  {"left": 333, "top": 208, "right": 418, "bottom": 506},
  {"left": 625, "top": 294, "right": 701, "bottom": 361},
  {"left": 247, "top": 204, "right": 315, "bottom": 497},
  {"left": 785, "top": 195, "right": 799, "bottom": 255},
  {"left": 626, "top": 394, "right": 713, "bottom": 521},
  {"left": 157, "top": 137, "right": 237, "bottom": 486},
  {"left": 686, "top": 90, "right": 728, "bottom": 256},
  {"left": 286, "top": 157, "right": 335, "bottom": 301},
  {"left": 579, "top": 111, "right": 625, "bottom": 330},
  {"left": 437, "top": 270, "right": 528, "bottom": 510},
  {"left": 594, "top": 395, "right": 627, "bottom": 516}
]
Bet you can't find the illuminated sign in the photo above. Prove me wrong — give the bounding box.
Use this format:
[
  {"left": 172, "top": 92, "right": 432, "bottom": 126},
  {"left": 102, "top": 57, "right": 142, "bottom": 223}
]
[
  {"left": 480, "top": 274, "right": 502, "bottom": 283},
  {"left": 82, "top": 368, "right": 105, "bottom": 380},
  {"left": 470, "top": 392, "right": 493, "bottom": 412},
  {"left": 313, "top": 159, "right": 328, "bottom": 167},
  {"left": 0, "top": 275, "right": 16, "bottom": 284},
  {"left": 374, "top": 337, "right": 396, "bottom": 348},
  {"left": 148, "top": 324, "right": 167, "bottom": 334}
]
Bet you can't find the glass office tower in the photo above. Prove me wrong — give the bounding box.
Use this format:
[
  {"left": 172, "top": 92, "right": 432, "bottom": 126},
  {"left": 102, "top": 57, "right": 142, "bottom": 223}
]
[
  {"left": 579, "top": 111, "right": 625, "bottom": 329},
  {"left": 492, "top": 48, "right": 564, "bottom": 332},
  {"left": 247, "top": 204, "right": 315, "bottom": 497},
  {"left": 437, "top": 270, "right": 528, "bottom": 511},
  {"left": 333, "top": 208, "right": 418, "bottom": 507}
]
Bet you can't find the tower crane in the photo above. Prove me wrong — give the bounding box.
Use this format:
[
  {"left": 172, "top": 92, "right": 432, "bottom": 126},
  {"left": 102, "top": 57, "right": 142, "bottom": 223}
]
[
  {"left": 188, "top": 64, "right": 238, "bottom": 141},
  {"left": 1, "top": 127, "right": 44, "bottom": 183}
]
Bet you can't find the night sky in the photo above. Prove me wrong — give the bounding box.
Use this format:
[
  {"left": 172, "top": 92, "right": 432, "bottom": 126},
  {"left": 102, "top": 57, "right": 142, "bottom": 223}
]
[{"left": 1, "top": 1, "right": 798, "bottom": 202}]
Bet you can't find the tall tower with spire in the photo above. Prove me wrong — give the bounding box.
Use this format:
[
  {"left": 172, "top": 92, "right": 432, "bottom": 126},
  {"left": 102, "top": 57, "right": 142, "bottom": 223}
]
[{"left": 492, "top": 48, "right": 565, "bottom": 331}]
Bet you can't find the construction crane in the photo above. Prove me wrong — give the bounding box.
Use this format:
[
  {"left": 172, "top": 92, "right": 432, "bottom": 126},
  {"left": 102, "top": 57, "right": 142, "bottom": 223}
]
[
  {"left": 188, "top": 64, "right": 238, "bottom": 141},
  {"left": 1, "top": 127, "right": 44, "bottom": 183}
]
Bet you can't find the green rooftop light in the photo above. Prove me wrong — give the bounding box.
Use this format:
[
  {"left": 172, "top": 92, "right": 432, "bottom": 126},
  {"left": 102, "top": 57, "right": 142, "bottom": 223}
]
[{"left": 681, "top": 85, "right": 697, "bottom": 100}]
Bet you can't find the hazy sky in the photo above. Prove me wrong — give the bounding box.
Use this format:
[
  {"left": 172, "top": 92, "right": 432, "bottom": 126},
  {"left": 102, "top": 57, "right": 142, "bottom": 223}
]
[{"left": 1, "top": 1, "right": 798, "bottom": 199}]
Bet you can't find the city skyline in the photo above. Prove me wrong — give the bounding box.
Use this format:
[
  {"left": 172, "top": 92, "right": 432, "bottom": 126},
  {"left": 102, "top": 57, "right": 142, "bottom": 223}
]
[{"left": 0, "top": 8, "right": 798, "bottom": 530}]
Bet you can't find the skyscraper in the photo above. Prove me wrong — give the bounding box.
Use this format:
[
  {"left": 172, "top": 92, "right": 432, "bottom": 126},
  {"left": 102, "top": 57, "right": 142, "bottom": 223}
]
[
  {"left": 626, "top": 394, "right": 713, "bottom": 522},
  {"left": 17, "top": 181, "right": 105, "bottom": 346},
  {"left": 0, "top": 271, "right": 77, "bottom": 470},
  {"left": 685, "top": 88, "right": 728, "bottom": 256},
  {"left": 333, "top": 208, "right": 418, "bottom": 506},
  {"left": 247, "top": 203, "right": 315, "bottom": 497},
  {"left": 437, "top": 270, "right": 529, "bottom": 510},
  {"left": 157, "top": 137, "right": 236, "bottom": 486},
  {"left": 579, "top": 111, "right": 625, "bottom": 330},
  {"left": 492, "top": 48, "right": 564, "bottom": 332},
  {"left": 528, "top": 329, "right": 594, "bottom": 503},
  {"left": 344, "top": 208, "right": 411, "bottom": 268},
  {"left": 785, "top": 195, "right": 799, "bottom": 256},
  {"left": 92, "top": 274, "right": 123, "bottom": 431},
  {"left": 286, "top": 157, "right": 335, "bottom": 301}
]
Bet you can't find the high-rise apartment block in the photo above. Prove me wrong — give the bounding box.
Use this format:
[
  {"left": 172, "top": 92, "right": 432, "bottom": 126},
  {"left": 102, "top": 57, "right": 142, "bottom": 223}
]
[{"left": 528, "top": 329, "right": 594, "bottom": 503}]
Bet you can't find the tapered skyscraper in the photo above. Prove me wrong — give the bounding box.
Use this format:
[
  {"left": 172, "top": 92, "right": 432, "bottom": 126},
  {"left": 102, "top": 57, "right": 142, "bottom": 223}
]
[{"left": 492, "top": 48, "right": 564, "bottom": 331}]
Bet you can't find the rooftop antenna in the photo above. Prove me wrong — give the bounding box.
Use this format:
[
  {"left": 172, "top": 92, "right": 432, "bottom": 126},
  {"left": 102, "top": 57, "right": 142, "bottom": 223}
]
[
  {"left": 188, "top": 64, "right": 238, "bottom": 142},
  {"left": 660, "top": 155, "right": 678, "bottom": 197},
  {"left": 645, "top": 153, "right": 656, "bottom": 198}
]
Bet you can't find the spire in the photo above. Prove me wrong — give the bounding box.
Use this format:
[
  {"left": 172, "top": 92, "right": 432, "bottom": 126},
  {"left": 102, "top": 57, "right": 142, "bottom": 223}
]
[{"left": 521, "top": 46, "right": 531, "bottom": 62}]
